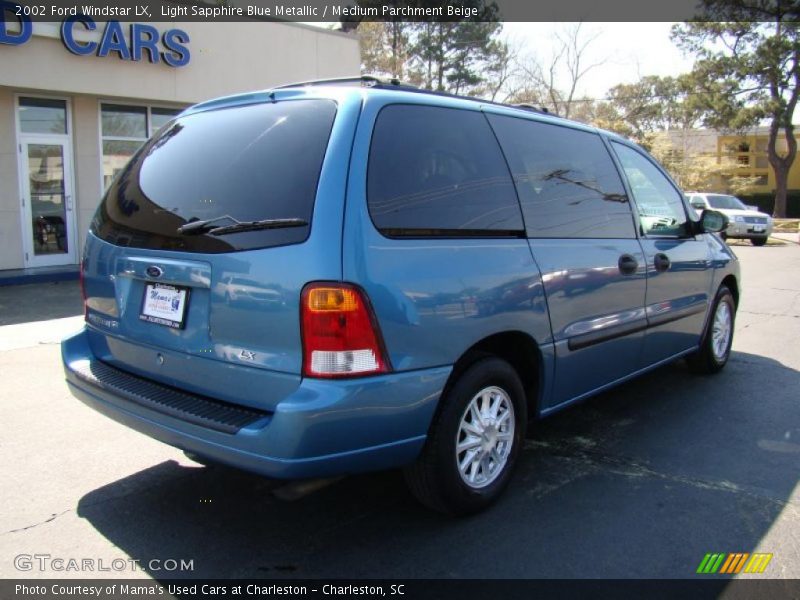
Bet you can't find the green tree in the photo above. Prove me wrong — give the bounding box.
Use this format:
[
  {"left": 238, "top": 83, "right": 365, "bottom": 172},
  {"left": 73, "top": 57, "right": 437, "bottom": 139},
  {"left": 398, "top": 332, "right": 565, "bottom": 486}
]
[
  {"left": 355, "top": 0, "right": 505, "bottom": 96},
  {"left": 410, "top": 15, "right": 503, "bottom": 95},
  {"left": 359, "top": 22, "right": 416, "bottom": 81},
  {"left": 602, "top": 75, "right": 702, "bottom": 144},
  {"left": 649, "top": 132, "right": 734, "bottom": 190},
  {"left": 672, "top": 2, "right": 800, "bottom": 217}
]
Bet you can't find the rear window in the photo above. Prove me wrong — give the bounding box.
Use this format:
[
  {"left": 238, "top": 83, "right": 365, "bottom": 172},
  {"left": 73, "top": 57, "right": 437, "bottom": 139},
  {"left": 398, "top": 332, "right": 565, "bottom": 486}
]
[
  {"left": 92, "top": 99, "right": 336, "bottom": 253},
  {"left": 367, "top": 105, "right": 523, "bottom": 237}
]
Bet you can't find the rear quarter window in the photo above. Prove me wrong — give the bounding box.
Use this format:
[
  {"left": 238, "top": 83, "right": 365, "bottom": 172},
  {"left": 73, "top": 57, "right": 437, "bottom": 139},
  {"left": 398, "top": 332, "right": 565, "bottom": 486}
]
[{"left": 367, "top": 105, "right": 523, "bottom": 237}]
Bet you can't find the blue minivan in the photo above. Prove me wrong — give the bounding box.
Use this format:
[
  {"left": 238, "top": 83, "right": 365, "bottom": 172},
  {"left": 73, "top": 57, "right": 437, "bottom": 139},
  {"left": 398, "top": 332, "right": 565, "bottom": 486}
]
[{"left": 63, "top": 77, "right": 739, "bottom": 514}]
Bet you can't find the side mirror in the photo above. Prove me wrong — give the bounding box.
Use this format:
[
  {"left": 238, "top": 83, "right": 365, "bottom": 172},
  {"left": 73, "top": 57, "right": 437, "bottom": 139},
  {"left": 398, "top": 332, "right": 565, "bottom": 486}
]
[{"left": 700, "top": 209, "right": 727, "bottom": 233}]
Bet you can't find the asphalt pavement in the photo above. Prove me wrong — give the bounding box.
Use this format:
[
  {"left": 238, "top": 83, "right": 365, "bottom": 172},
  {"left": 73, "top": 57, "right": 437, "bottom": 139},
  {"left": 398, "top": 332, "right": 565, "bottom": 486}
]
[{"left": 1, "top": 239, "right": 798, "bottom": 580}]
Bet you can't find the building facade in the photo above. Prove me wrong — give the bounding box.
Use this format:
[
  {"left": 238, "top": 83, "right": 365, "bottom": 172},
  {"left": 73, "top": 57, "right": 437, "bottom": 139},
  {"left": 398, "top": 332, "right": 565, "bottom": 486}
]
[
  {"left": 715, "top": 128, "right": 800, "bottom": 193},
  {"left": 661, "top": 127, "right": 800, "bottom": 195},
  {"left": 0, "top": 19, "right": 359, "bottom": 273}
]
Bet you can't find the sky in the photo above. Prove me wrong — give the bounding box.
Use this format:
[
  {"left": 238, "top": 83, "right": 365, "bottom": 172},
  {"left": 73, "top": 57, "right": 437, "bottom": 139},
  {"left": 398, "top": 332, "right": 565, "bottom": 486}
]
[
  {"left": 501, "top": 22, "right": 695, "bottom": 101},
  {"left": 304, "top": 21, "right": 697, "bottom": 100}
]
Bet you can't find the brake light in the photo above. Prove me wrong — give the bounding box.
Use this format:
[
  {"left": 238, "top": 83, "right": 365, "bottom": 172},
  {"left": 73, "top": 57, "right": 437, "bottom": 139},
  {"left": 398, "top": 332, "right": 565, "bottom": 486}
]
[{"left": 301, "top": 283, "right": 390, "bottom": 378}]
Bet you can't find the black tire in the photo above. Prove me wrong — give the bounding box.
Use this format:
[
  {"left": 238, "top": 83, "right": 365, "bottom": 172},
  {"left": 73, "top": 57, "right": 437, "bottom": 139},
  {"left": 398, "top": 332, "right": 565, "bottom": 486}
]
[
  {"left": 751, "top": 237, "right": 767, "bottom": 246},
  {"left": 686, "top": 285, "right": 736, "bottom": 374},
  {"left": 404, "top": 357, "right": 527, "bottom": 515},
  {"left": 719, "top": 232, "right": 728, "bottom": 241}
]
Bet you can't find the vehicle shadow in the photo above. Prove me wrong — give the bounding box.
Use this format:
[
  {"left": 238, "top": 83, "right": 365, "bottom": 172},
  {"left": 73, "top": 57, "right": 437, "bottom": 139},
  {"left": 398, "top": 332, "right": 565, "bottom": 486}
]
[
  {"left": 77, "top": 350, "right": 799, "bottom": 579},
  {"left": 0, "top": 281, "right": 82, "bottom": 326}
]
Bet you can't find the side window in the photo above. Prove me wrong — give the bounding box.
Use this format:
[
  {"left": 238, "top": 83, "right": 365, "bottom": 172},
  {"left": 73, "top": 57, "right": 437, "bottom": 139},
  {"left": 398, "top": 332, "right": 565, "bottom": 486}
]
[
  {"left": 486, "top": 114, "right": 634, "bottom": 238},
  {"left": 367, "top": 105, "right": 523, "bottom": 236},
  {"left": 612, "top": 143, "right": 689, "bottom": 237}
]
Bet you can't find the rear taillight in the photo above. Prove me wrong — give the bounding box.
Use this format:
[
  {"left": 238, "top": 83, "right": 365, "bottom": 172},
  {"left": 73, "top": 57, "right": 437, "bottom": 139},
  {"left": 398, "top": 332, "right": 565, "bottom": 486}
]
[
  {"left": 79, "top": 260, "right": 87, "bottom": 320},
  {"left": 301, "top": 283, "right": 390, "bottom": 378}
]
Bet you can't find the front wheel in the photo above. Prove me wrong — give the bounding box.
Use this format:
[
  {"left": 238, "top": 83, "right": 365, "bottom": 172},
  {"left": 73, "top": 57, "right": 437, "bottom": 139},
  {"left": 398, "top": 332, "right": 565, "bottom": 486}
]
[
  {"left": 687, "top": 285, "right": 736, "bottom": 374},
  {"left": 404, "top": 357, "right": 527, "bottom": 515}
]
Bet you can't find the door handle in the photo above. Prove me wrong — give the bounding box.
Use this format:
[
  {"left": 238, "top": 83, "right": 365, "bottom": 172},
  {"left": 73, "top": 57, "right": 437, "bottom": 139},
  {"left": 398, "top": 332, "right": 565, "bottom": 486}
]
[
  {"left": 654, "top": 253, "right": 671, "bottom": 272},
  {"left": 65, "top": 195, "right": 73, "bottom": 211},
  {"left": 618, "top": 254, "right": 638, "bottom": 275}
]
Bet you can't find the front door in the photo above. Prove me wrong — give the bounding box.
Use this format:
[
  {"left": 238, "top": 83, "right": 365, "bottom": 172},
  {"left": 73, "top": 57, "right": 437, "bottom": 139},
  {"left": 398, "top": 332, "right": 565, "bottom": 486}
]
[
  {"left": 611, "top": 141, "right": 713, "bottom": 365},
  {"left": 19, "top": 137, "right": 77, "bottom": 267}
]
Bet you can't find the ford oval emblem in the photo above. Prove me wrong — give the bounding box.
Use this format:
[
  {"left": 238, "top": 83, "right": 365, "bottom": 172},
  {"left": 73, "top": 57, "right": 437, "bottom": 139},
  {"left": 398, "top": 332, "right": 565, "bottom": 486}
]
[{"left": 146, "top": 265, "right": 163, "bottom": 279}]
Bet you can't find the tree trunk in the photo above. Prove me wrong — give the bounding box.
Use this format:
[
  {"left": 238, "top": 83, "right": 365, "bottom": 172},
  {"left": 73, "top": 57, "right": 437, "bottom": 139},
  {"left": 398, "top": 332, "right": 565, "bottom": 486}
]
[
  {"left": 391, "top": 24, "right": 399, "bottom": 78},
  {"left": 436, "top": 25, "right": 444, "bottom": 91},
  {"left": 772, "top": 164, "right": 789, "bottom": 218},
  {"left": 766, "top": 117, "right": 797, "bottom": 219}
]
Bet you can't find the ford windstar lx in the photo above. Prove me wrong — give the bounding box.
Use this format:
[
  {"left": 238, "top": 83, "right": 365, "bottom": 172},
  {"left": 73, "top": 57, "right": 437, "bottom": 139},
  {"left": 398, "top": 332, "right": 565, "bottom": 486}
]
[{"left": 63, "top": 76, "right": 739, "bottom": 514}]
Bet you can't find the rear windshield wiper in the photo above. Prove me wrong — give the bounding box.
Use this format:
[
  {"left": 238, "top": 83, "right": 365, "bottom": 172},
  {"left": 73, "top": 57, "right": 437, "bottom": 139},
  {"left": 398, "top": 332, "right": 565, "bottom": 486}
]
[{"left": 177, "top": 215, "right": 308, "bottom": 236}]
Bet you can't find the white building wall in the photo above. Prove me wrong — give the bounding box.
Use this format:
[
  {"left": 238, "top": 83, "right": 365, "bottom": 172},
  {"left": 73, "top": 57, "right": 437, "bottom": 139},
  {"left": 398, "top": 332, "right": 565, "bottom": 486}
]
[
  {"left": 0, "top": 21, "right": 360, "bottom": 270},
  {"left": 0, "top": 87, "right": 24, "bottom": 270},
  {"left": 0, "top": 22, "right": 360, "bottom": 103}
]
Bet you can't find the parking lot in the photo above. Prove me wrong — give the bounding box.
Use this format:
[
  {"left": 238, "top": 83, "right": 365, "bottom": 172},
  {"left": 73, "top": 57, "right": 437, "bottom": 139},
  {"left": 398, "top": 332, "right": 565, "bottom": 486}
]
[{"left": 1, "top": 238, "right": 798, "bottom": 580}]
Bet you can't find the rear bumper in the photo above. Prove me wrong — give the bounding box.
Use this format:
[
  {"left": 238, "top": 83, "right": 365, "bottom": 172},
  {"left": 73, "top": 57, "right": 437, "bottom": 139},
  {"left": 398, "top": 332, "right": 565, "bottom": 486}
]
[{"left": 63, "top": 328, "right": 450, "bottom": 479}]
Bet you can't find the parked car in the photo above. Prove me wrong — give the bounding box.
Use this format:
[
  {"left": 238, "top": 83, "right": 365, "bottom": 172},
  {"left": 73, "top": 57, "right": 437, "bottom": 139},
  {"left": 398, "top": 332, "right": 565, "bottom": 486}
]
[
  {"left": 687, "top": 192, "right": 773, "bottom": 246},
  {"left": 63, "top": 77, "right": 739, "bottom": 515}
]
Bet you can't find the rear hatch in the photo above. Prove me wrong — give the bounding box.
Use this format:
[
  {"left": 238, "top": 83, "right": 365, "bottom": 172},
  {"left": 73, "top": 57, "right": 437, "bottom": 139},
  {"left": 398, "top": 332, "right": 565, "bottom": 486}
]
[{"left": 82, "top": 94, "right": 346, "bottom": 411}]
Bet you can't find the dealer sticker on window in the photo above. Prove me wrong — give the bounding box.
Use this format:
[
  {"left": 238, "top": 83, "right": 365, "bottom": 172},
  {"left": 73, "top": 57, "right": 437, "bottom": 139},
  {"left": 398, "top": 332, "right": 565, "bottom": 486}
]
[{"left": 140, "top": 283, "right": 189, "bottom": 329}]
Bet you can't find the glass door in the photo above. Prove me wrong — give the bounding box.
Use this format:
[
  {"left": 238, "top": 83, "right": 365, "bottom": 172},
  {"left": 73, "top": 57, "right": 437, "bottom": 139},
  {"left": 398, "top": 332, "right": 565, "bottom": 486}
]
[{"left": 20, "top": 137, "right": 77, "bottom": 267}]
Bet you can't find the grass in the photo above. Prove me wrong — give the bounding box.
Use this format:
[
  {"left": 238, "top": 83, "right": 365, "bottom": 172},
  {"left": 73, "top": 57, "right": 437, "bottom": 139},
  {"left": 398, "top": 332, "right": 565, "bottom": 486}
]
[
  {"left": 726, "top": 238, "right": 786, "bottom": 247},
  {"left": 773, "top": 219, "right": 800, "bottom": 232}
]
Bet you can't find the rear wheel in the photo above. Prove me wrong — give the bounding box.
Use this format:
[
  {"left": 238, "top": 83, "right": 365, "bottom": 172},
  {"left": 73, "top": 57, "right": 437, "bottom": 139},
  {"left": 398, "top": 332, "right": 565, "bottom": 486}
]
[
  {"left": 404, "top": 357, "right": 526, "bottom": 515},
  {"left": 687, "top": 285, "right": 735, "bottom": 374},
  {"left": 751, "top": 237, "right": 767, "bottom": 246}
]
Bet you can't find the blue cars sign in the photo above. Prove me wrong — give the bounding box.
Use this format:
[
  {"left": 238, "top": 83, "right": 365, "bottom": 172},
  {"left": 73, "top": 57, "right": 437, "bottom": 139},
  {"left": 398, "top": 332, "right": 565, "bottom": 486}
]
[{"left": 0, "top": 2, "right": 190, "bottom": 67}]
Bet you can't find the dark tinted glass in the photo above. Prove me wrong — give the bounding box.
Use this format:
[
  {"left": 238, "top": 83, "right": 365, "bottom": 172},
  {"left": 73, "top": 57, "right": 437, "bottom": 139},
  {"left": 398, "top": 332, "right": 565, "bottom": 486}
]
[
  {"left": 101, "top": 105, "right": 147, "bottom": 138},
  {"left": 19, "top": 98, "right": 67, "bottom": 134},
  {"left": 487, "top": 115, "right": 634, "bottom": 238},
  {"left": 93, "top": 99, "right": 336, "bottom": 253},
  {"left": 150, "top": 107, "right": 182, "bottom": 135},
  {"left": 367, "top": 105, "right": 522, "bottom": 236}
]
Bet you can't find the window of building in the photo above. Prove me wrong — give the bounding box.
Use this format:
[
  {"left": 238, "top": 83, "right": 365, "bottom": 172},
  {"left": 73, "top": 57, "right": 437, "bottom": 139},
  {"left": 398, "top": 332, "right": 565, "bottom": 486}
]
[
  {"left": 612, "top": 142, "right": 689, "bottom": 237},
  {"left": 487, "top": 114, "right": 634, "bottom": 239},
  {"left": 19, "top": 97, "right": 67, "bottom": 135},
  {"left": 100, "top": 104, "right": 182, "bottom": 189},
  {"left": 367, "top": 105, "right": 523, "bottom": 237}
]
